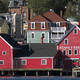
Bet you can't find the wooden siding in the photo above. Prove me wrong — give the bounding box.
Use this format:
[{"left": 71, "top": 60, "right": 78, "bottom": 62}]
[{"left": 14, "top": 58, "right": 53, "bottom": 69}]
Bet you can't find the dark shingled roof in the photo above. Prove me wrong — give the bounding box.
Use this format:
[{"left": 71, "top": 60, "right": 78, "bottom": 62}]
[
  {"left": 29, "top": 43, "right": 57, "bottom": 57},
  {"left": 0, "top": 34, "right": 21, "bottom": 49},
  {"left": 15, "top": 43, "right": 57, "bottom": 57}
]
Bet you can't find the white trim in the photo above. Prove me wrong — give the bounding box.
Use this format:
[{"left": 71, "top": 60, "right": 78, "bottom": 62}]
[
  {"left": 31, "top": 32, "right": 35, "bottom": 39},
  {"left": 31, "top": 22, "right": 35, "bottom": 29},
  {"left": 65, "top": 58, "right": 79, "bottom": 60},
  {"left": 2, "top": 51, "right": 6, "bottom": 55},
  {"left": 15, "top": 57, "right": 54, "bottom": 59},
  {"left": 27, "top": 32, "right": 28, "bottom": 43},
  {"left": 0, "top": 36, "right": 13, "bottom": 48},
  {"left": 68, "top": 49, "right": 72, "bottom": 55},
  {"left": 41, "top": 32, "right": 46, "bottom": 39},
  {"left": 41, "top": 59, "right": 47, "bottom": 65},
  {"left": 64, "top": 39, "right": 68, "bottom": 45},
  {"left": 73, "top": 28, "right": 78, "bottom": 34},
  {"left": 74, "top": 49, "right": 78, "bottom": 55},
  {"left": 48, "top": 32, "right": 49, "bottom": 43},
  {"left": 56, "top": 22, "right": 60, "bottom": 27},
  {"left": 21, "top": 60, "right": 27, "bottom": 65},
  {"left": 0, "top": 60, "right": 4, "bottom": 65},
  {"left": 41, "top": 22, "right": 45, "bottom": 29}
]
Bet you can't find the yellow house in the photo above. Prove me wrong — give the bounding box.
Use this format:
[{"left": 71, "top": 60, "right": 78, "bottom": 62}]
[{"left": 0, "top": 18, "right": 9, "bottom": 34}]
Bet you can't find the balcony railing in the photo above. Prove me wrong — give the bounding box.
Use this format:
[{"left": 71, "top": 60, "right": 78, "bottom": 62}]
[
  {"left": 51, "top": 27, "right": 66, "bottom": 32},
  {"left": 51, "top": 34, "right": 64, "bottom": 39}
]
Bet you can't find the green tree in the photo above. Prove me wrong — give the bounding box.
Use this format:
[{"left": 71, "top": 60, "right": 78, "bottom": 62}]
[
  {"left": 0, "top": 0, "right": 8, "bottom": 13},
  {"left": 28, "top": 0, "right": 69, "bottom": 15},
  {"left": 64, "top": 0, "right": 80, "bottom": 20}
]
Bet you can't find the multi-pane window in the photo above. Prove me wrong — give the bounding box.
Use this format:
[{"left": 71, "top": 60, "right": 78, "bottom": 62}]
[
  {"left": 0, "top": 60, "right": 4, "bottom": 65},
  {"left": 56, "top": 22, "right": 60, "bottom": 27},
  {"left": 21, "top": 60, "right": 26, "bottom": 65},
  {"left": 64, "top": 39, "right": 68, "bottom": 45},
  {"left": 74, "top": 29, "right": 78, "bottom": 34},
  {"left": 74, "top": 49, "right": 78, "bottom": 55},
  {"left": 2, "top": 51, "right": 6, "bottom": 55},
  {"left": 23, "top": 11, "right": 26, "bottom": 19},
  {"left": 41, "top": 32, "right": 45, "bottom": 38},
  {"left": 68, "top": 49, "right": 72, "bottom": 55},
  {"left": 31, "top": 22, "right": 35, "bottom": 29},
  {"left": 41, "top": 59, "right": 47, "bottom": 65},
  {"left": 41, "top": 22, "right": 45, "bottom": 29},
  {"left": 63, "top": 50, "right": 66, "bottom": 55},
  {"left": 31, "top": 33, "right": 35, "bottom": 39}
]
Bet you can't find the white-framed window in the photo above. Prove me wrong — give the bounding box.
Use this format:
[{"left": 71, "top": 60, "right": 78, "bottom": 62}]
[
  {"left": 68, "top": 49, "right": 72, "bottom": 55},
  {"left": 2, "top": 51, "right": 6, "bottom": 55},
  {"left": 74, "top": 49, "right": 78, "bottom": 55},
  {"left": 74, "top": 29, "right": 78, "bottom": 34},
  {"left": 23, "top": 11, "right": 26, "bottom": 19},
  {"left": 0, "top": 60, "right": 4, "bottom": 65},
  {"left": 63, "top": 50, "right": 66, "bottom": 55},
  {"left": 41, "top": 22, "right": 45, "bottom": 29},
  {"left": 31, "top": 32, "right": 35, "bottom": 39},
  {"left": 31, "top": 22, "right": 35, "bottom": 29},
  {"left": 41, "top": 59, "right": 47, "bottom": 65},
  {"left": 64, "top": 39, "right": 68, "bottom": 45},
  {"left": 56, "top": 22, "right": 60, "bottom": 27},
  {"left": 21, "top": 60, "right": 27, "bottom": 65},
  {"left": 41, "top": 32, "right": 45, "bottom": 39}
]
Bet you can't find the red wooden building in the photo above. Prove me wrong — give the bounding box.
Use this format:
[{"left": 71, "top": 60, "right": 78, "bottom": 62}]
[
  {"left": 0, "top": 34, "right": 21, "bottom": 69},
  {"left": 14, "top": 43, "right": 57, "bottom": 69},
  {"left": 55, "top": 25, "right": 80, "bottom": 69}
]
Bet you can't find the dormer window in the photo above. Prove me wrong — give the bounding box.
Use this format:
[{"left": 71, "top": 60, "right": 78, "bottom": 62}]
[
  {"left": 74, "top": 29, "right": 78, "bottom": 34},
  {"left": 64, "top": 39, "right": 68, "bottom": 45},
  {"left": 31, "top": 22, "right": 35, "bottom": 29},
  {"left": 41, "top": 22, "right": 45, "bottom": 29}
]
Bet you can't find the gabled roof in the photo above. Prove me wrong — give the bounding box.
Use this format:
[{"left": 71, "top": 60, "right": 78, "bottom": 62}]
[
  {"left": 29, "top": 43, "right": 57, "bottom": 57},
  {"left": 57, "top": 25, "right": 80, "bottom": 45},
  {"left": 43, "top": 11, "right": 66, "bottom": 22},
  {"left": 29, "top": 15, "right": 49, "bottom": 22},
  {"left": 0, "top": 34, "right": 21, "bottom": 49},
  {"left": 16, "top": 43, "right": 57, "bottom": 57}
]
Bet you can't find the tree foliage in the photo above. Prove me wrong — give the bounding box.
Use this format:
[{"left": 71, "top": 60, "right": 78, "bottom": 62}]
[
  {"left": 0, "top": 0, "right": 8, "bottom": 13},
  {"left": 64, "top": 0, "right": 80, "bottom": 20},
  {"left": 28, "top": 0, "right": 68, "bottom": 15}
]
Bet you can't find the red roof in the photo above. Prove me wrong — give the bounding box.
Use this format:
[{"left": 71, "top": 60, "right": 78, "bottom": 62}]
[
  {"left": 43, "top": 11, "right": 66, "bottom": 22},
  {"left": 29, "top": 15, "right": 49, "bottom": 22}
]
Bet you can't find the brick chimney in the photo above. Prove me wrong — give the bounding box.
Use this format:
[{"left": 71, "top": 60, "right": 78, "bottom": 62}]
[{"left": 60, "top": 10, "right": 63, "bottom": 17}]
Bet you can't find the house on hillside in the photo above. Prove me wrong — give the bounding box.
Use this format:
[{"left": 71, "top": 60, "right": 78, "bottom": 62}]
[
  {"left": 8, "top": 0, "right": 33, "bottom": 40},
  {"left": 27, "top": 15, "right": 50, "bottom": 43},
  {"left": 43, "top": 11, "right": 68, "bottom": 43},
  {"left": 14, "top": 43, "right": 57, "bottom": 69},
  {"left": 55, "top": 25, "right": 80, "bottom": 69},
  {"left": 0, "top": 34, "right": 21, "bottom": 69},
  {"left": 0, "top": 18, "right": 9, "bottom": 34}
]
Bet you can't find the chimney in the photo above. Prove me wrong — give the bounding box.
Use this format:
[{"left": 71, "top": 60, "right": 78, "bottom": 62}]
[{"left": 60, "top": 10, "right": 63, "bottom": 17}]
